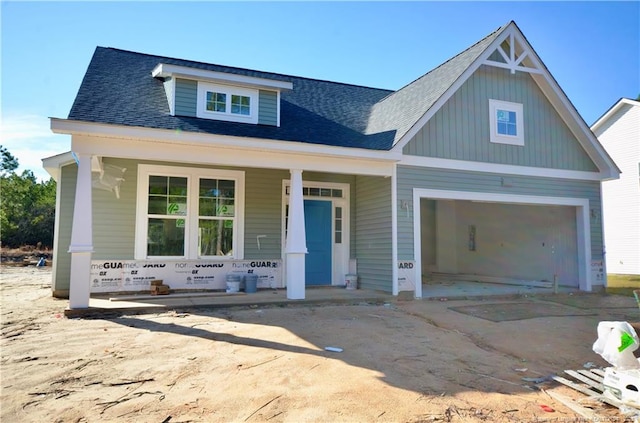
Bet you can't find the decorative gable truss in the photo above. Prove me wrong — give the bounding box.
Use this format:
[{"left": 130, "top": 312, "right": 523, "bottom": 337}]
[
  {"left": 152, "top": 63, "right": 293, "bottom": 126},
  {"left": 483, "top": 28, "right": 543, "bottom": 75}
]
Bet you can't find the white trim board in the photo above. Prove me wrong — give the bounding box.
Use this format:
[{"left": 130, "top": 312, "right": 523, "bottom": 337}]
[
  {"left": 411, "top": 188, "right": 592, "bottom": 298},
  {"left": 68, "top": 134, "right": 395, "bottom": 177},
  {"left": 51, "top": 119, "right": 400, "bottom": 168},
  {"left": 152, "top": 63, "right": 293, "bottom": 91},
  {"left": 399, "top": 155, "right": 609, "bottom": 181}
]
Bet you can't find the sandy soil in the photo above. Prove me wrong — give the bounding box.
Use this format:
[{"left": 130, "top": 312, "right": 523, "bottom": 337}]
[{"left": 1, "top": 265, "right": 637, "bottom": 422}]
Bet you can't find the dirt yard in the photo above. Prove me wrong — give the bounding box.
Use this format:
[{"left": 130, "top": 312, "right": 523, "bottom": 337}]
[{"left": 1, "top": 265, "right": 638, "bottom": 422}]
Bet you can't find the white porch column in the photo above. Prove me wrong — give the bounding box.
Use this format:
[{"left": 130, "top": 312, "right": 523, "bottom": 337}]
[
  {"left": 68, "top": 153, "right": 94, "bottom": 309},
  {"left": 285, "top": 169, "right": 307, "bottom": 299}
]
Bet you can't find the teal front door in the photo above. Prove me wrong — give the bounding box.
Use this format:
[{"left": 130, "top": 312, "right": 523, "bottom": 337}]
[{"left": 304, "top": 200, "right": 332, "bottom": 285}]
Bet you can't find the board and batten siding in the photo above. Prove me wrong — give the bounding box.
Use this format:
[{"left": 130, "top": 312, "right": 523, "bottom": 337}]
[
  {"left": 396, "top": 165, "right": 604, "bottom": 262},
  {"left": 355, "top": 175, "right": 393, "bottom": 292},
  {"left": 175, "top": 78, "right": 197, "bottom": 117},
  {"left": 594, "top": 102, "right": 640, "bottom": 274},
  {"left": 403, "top": 65, "right": 598, "bottom": 172},
  {"left": 258, "top": 90, "right": 278, "bottom": 126}
]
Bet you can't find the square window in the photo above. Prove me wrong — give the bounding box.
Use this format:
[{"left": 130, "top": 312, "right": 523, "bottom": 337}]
[
  {"left": 489, "top": 99, "right": 524, "bottom": 146},
  {"left": 231, "top": 95, "right": 250, "bottom": 115},
  {"left": 206, "top": 92, "right": 226, "bottom": 112},
  {"left": 496, "top": 109, "right": 517, "bottom": 136}
]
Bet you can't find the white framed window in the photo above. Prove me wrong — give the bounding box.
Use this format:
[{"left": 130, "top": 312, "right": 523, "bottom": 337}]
[
  {"left": 197, "top": 82, "right": 258, "bottom": 124},
  {"left": 489, "top": 99, "right": 524, "bottom": 146},
  {"left": 135, "top": 164, "right": 245, "bottom": 260}
]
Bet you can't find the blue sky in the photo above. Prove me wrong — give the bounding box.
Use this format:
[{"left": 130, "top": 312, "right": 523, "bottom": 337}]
[{"left": 1, "top": 1, "right": 638, "bottom": 180}]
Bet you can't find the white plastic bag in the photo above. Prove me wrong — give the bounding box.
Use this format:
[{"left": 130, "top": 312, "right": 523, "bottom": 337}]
[{"left": 593, "top": 321, "right": 640, "bottom": 369}]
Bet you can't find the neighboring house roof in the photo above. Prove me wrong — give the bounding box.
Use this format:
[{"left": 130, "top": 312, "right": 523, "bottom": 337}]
[{"left": 591, "top": 97, "right": 640, "bottom": 132}]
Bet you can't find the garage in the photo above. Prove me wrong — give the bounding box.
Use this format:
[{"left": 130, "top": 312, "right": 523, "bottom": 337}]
[{"left": 411, "top": 188, "right": 591, "bottom": 297}]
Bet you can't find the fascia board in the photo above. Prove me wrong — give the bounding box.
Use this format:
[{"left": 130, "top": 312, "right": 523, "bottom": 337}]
[
  {"left": 399, "top": 155, "right": 613, "bottom": 181},
  {"left": 50, "top": 118, "right": 401, "bottom": 163},
  {"left": 41, "top": 151, "right": 75, "bottom": 181},
  {"left": 528, "top": 72, "right": 620, "bottom": 179},
  {"left": 152, "top": 63, "right": 293, "bottom": 91},
  {"left": 513, "top": 30, "right": 622, "bottom": 179}
]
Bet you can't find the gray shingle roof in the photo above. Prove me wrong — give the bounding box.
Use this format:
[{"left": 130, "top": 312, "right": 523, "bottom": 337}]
[
  {"left": 68, "top": 24, "right": 505, "bottom": 151},
  {"left": 365, "top": 26, "right": 503, "bottom": 145}
]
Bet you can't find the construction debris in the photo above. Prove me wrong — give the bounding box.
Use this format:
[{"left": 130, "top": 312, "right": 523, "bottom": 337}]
[
  {"left": 150, "top": 280, "right": 170, "bottom": 295},
  {"left": 545, "top": 321, "right": 640, "bottom": 421}
]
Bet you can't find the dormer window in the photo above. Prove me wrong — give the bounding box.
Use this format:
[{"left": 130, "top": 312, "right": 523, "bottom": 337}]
[
  {"left": 231, "top": 95, "right": 250, "bottom": 115},
  {"left": 197, "top": 82, "right": 258, "bottom": 123},
  {"left": 152, "top": 63, "right": 293, "bottom": 126},
  {"left": 206, "top": 92, "right": 227, "bottom": 113},
  {"left": 205, "top": 92, "right": 251, "bottom": 115}
]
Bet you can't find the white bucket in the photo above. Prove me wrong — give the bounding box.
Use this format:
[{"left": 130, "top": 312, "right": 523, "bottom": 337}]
[
  {"left": 226, "top": 281, "right": 240, "bottom": 293},
  {"left": 226, "top": 274, "right": 242, "bottom": 293},
  {"left": 345, "top": 274, "right": 358, "bottom": 290}
]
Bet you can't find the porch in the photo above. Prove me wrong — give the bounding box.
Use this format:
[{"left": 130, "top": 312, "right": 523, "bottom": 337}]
[{"left": 63, "top": 279, "right": 578, "bottom": 317}]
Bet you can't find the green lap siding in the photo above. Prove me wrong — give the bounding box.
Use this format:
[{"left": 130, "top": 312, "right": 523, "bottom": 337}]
[
  {"left": 175, "top": 78, "right": 197, "bottom": 117},
  {"left": 53, "top": 163, "right": 358, "bottom": 293},
  {"left": 52, "top": 158, "right": 137, "bottom": 295},
  {"left": 403, "top": 65, "right": 598, "bottom": 172},
  {"left": 355, "top": 175, "right": 393, "bottom": 292},
  {"left": 258, "top": 90, "right": 278, "bottom": 126},
  {"left": 396, "top": 165, "right": 603, "bottom": 262},
  {"left": 92, "top": 159, "right": 137, "bottom": 259},
  {"left": 244, "top": 168, "right": 288, "bottom": 259},
  {"left": 52, "top": 164, "right": 76, "bottom": 296}
]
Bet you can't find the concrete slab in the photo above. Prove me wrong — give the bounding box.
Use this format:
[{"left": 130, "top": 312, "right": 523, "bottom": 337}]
[
  {"left": 421, "top": 280, "right": 579, "bottom": 300},
  {"left": 64, "top": 287, "right": 395, "bottom": 317},
  {"left": 64, "top": 280, "right": 582, "bottom": 318}
]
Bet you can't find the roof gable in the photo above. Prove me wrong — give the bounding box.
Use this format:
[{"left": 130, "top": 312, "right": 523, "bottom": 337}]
[
  {"left": 384, "top": 21, "right": 619, "bottom": 179},
  {"left": 365, "top": 25, "right": 503, "bottom": 144},
  {"left": 403, "top": 65, "right": 599, "bottom": 172}
]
